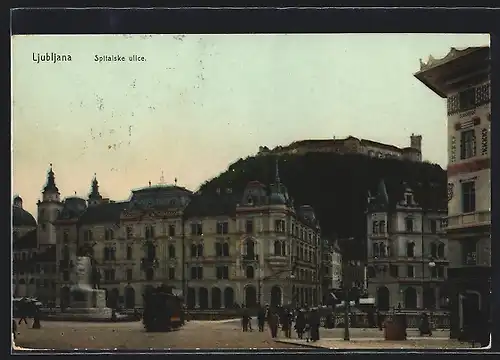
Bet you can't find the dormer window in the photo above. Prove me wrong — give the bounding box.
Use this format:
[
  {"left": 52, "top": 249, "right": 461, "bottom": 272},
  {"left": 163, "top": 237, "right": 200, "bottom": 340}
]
[
  {"left": 247, "top": 196, "right": 253, "bottom": 205},
  {"left": 405, "top": 194, "right": 413, "bottom": 205}
]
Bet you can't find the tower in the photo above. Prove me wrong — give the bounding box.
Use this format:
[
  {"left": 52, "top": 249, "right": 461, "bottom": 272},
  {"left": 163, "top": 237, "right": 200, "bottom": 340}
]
[
  {"left": 410, "top": 134, "right": 422, "bottom": 152},
  {"left": 88, "top": 174, "right": 103, "bottom": 207},
  {"left": 37, "top": 164, "right": 64, "bottom": 247}
]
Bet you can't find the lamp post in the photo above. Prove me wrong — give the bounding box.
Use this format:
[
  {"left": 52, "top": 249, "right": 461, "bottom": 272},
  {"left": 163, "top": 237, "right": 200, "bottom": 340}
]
[
  {"left": 343, "top": 259, "right": 360, "bottom": 341},
  {"left": 428, "top": 260, "right": 436, "bottom": 328}
]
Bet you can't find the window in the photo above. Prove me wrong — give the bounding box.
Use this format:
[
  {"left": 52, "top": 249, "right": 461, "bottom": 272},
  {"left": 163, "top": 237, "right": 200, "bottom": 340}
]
[
  {"left": 63, "top": 230, "right": 69, "bottom": 243},
  {"left": 372, "top": 221, "right": 378, "bottom": 234},
  {"left": 462, "top": 240, "right": 478, "bottom": 265},
  {"left": 460, "top": 129, "right": 476, "bottom": 160},
  {"left": 191, "top": 223, "right": 203, "bottom": 235},
  {"left": 379, "top": 221, "right": 386, "bottom": 234},
  {"left": 126, "top": 269, "right": 133, "bottom": 281},
  {"left": 405, "top": 218, "right": 414, "bottom": 232},
  {"left": 104, "top": 269, "right": 116, "bottom": 281},
  {"left": 430, "top": 243, "right": 437, "bottom": 258},
  {"left": 190, "top": 266, "right": 203, "bottom": 280},
  {"left": 459, "top": 87, "right": 476, "bottom": 111},
  {"left": 145, "top": 225, "right": 155, "bottom": 239},
  {"left": 462, "top": 181, "right": 476, "bottom": 213},
  {"left": 372, "top": 243, "right": 379, "bottom": 257},
  {"left": 405, "top": 194, "right": 413, "bottom": 205},
  {"left": 429, "top": 220, "right": 437, "bottom": 234},
  {"left": 431, "top": 266, "right": 437, "bottom": 278},
  {"left": 216, "top": 221, "right": 229, "bottom": 235},
  {"left": 216, "top": 266, "right": 229, "bottom": 279},
  {"left": 105, "top": 228, "right": 114, "bottom": 240},
  {"left": 215, "top": 242, "right": 222, "bottom": 256},
  {"left": 406, "top": 242, "right": 415, "bottom": 258},
  {"left": 83, "top": 230, "right": 93, "bottom": 242},
  {"left": 447, "top": 94, "right": 459, "bottom": 114},
  {"left": 168, "top": 244, "right": 176, "bottom": 259},
  {"left": 126, "top": 246, "right": 133, "bottom": 260},
  {"left": 168, "top": 267, "right": 176, "bottom": 280},
  {"left": 126, "top": 226, "right": 133, "bottom": 239},
  {"left": 63, "top": 271, "right": 69, "bottom": 281},
  {"left": 437, "top": 243, "right": 445, "bottom": 259},
  {"left": 222, "top": 242, "right": 229, "bottom": 257},
  {"left": 245, "top": 266, "right": 254, "bottom": 279},
  {"left": 437, "top": 266, "right": 445, "bottom": 278},
  {"left": 407, "top": 265, "right": 414, "bottom": 278},
  {"left": 389, "top": 265, "right": 399, "bottom": 278},
  {"left": 367, "top": 266, "right": 376, "bottom": 278},
  {"left": 275, "top": 219, "right": 286, "bottom": 233},
  {"left": 245, "top": 220, "right": 254, "bottom": 234},
  {"left": 168, "top": 224, "right": 176, "bottom": 237}
]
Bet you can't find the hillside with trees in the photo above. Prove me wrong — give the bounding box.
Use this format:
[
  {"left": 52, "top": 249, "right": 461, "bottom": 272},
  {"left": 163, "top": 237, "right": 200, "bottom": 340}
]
[{"left": 199, "top": 153, "right": 447, "bottom": 242}]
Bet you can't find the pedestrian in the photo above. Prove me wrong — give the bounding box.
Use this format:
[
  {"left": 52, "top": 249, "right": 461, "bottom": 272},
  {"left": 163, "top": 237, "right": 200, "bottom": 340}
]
[
  {"left": 309, "top": 308, "right": 321, "bottom": 342},
  {"left": 241, "top": 308, "right": 249, "bottom": 332},
  {"left": 295, "top": 309, "right": 306, "bottom": 339},
  {"left": 376, "top": 308, "right": 383, "bottom": 331},
  {"left": 257, "top": 306, "right": 266, "bottom": 332},
  {"left": 269, "top": 311, "right": 279, "bottom": 338},
  {"left": 419, "top": 312, "right": 432, "bottom": 336},
  {"left": 32, "top": 309, "right": 41, "bottom": 329},
  {"left": 286, "top": 309, "right": 293, "bottom": 338},
  {"left": 18, "top": 299, "right": 29, "bottom": 325}
]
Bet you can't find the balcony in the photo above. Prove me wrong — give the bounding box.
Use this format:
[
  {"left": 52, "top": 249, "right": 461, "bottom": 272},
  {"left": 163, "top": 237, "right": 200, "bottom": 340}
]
[
  {"left": 266, "top": 255, "right": 288, "bottom": 267},
  {"left": 446, "top": 210, "right": 491, "bottom": 230},
  {"left": 242, "top": 254, "right": 259, "bottom": 262}
]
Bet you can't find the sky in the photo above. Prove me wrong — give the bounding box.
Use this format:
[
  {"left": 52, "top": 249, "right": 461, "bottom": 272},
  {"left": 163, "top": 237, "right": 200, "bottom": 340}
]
[{"left": 12, "top": 33, "right": 490, "bottom": 216}]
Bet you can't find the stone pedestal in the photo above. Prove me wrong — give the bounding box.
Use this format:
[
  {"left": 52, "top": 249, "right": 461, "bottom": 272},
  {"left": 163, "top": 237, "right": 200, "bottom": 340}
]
[{"left": 56, "top": 257, "right": 113, "bottom": 320}]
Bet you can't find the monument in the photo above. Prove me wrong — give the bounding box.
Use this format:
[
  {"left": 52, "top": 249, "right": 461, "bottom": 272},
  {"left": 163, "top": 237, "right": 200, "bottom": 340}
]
[{"left": 58, "top": 252, "right": 113, "bottom": 320}]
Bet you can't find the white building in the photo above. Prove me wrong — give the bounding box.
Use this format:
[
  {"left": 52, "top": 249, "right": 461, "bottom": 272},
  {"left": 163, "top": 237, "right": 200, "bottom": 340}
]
[
  {"left": 366, "top": 180, "right": 448, "bottom": 310},
  {"left": 414, "top": 46, "right": 491, "bottom": 338},
  {"left": 331, "top": 244, "right": 342, "bottom": 290}
]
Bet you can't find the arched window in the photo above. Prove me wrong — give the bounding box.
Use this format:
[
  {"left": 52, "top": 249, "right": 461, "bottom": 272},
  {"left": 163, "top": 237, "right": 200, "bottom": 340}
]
[
  {"left": 274, "top": 241, "right": 282, "bottom": 256},
  {"left": 379, "top": 221, "right": 386, "bottom": 234},
  {"left": 222, "top": 242, "right": 229, "bottom": 256},
  {"left": 437, "top": 243, "right": 445, "bottom": 259},
  {"left": 245, "top": 239, "right": 255, "bottom": 257},
  {"left": 245, "top": 266, "right": 254, "bottom": 279}
]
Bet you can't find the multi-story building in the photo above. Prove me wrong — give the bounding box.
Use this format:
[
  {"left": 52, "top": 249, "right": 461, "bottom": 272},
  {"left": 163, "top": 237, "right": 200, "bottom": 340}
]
[
  {"left": 366, "top": 180, "right": 448, "bottom": 310},
  {"left": 12, "top": 166, "right": 61, "bottom": 303},
  {"left": 319, "top": 240, "right": 342, "bottom": 303},
  {"left": 414, "top": 46, "right": 491, "bottom": 337},
  {"left": 258, "top": 133, "right": 423, "bottom": 162},
  {"left": 14, "top": 162, "right": 322, "bottom": 310},
  {"left": 330, "top": 242, "right": 342, "bottom": 291}
]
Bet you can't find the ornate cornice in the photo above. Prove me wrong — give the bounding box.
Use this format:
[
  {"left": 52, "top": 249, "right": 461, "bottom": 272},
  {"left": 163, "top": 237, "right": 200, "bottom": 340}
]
[{"left": 418, "top": 46, "right": 488, "bottom": 72}]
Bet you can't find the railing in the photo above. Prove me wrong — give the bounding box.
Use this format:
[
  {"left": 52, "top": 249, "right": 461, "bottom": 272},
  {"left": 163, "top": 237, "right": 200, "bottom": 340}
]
[
  {"left": 242, "top": 254, "right": 259, "bottom": 261},
  {"left": 447, "top": 210, "right": 491, "bottom": 229}
]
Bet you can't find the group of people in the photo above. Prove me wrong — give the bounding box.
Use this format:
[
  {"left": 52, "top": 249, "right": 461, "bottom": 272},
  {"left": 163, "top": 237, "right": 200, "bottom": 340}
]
[
  {"left": 13, "top": 298, "right": 42, "bottom": 340},
  {"left": 241, "top": 305, "right": 321, "bottom": 342}
]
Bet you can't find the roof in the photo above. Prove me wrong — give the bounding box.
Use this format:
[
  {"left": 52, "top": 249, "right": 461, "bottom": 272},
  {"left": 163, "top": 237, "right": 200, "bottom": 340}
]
[
  {"left": 14, "top": 229, "right": 37, "bottom": 250},
  {"left": 360, "top": 139, "right": 402, "bottom": 152},
  {"left": 78, "top": 201, "right": 129, "bottom": 225},
  {"left": 417, "top": 46, "right": 488, "bottom": 72},
  {"left": 12, "top": 206, "right": 37, "bottom": 227},
  {"left": 183, "top": 193, "right": 239, "bottom": 218}
]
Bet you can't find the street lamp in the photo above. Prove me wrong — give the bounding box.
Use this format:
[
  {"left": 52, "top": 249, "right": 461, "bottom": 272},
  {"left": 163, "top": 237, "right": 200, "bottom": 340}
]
[
  {"left": 343, "top": 259, "right": 360, "bottom": 341},
  {"left": 428, "top": 260, "right": 436, "bottom": 327}
]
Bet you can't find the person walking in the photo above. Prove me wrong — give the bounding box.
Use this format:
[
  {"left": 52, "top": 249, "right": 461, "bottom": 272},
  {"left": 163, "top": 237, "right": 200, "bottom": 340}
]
[
  {"left": 242, "top": 307, "right": 249, "bottom": 332},
  {"left": 295, "top": 309, "right": 306, "bottom": 339},
  {"left": 18, "top": 299, "right": 29, "bottom": 325},
  {"left": 268, "top": 311, "right": 279, "bottom": 338},
  {"left": 257, "top": 306, "right": 266, "bottom": 332},
  {"left": 309, "top": 308, "right": 321, "bottom": 342}
]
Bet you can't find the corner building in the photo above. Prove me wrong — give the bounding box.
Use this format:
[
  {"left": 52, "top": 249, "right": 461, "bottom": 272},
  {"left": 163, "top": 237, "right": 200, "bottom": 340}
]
[
  {"left": 366, "top": 181, "right": 447, "bottom": 311},
  {"left": 414, "top": 46, "right": 491, "bottom": 338},
  {"left": 53, "top": 163, "right": 321, "bottom": 309}
]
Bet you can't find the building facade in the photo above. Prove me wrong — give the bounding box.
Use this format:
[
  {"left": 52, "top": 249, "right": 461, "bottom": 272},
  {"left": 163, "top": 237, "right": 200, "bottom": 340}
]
[
  {"left": 319, "top": 240, "right": 342, "bottom": 303},
  {"left": 366, "top": 180, "right": 448, "bottom": 311},
  {"left": 14, "top": 162, "right": 322, "bottom": 310},
  {"left": 258, "top": 134, "right": 423, "bottom": 162},
  {"left": 414, "top": 46, "right": 491, "bottom": 337}
]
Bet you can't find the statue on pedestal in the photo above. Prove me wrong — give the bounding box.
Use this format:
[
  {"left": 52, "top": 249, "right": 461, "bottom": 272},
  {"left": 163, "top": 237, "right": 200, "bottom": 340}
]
[{"left": 75, "top": 244, "right": 101, "bottom": 290}]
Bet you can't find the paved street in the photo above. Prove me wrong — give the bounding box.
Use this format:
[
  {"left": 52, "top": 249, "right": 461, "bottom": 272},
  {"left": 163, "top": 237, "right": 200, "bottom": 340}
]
[
  {"left": 14, "top": 317, "right": 468, "bottom": 350},
  {"left": 13, "top": 319, "right": 302, "bottom": 350}
]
